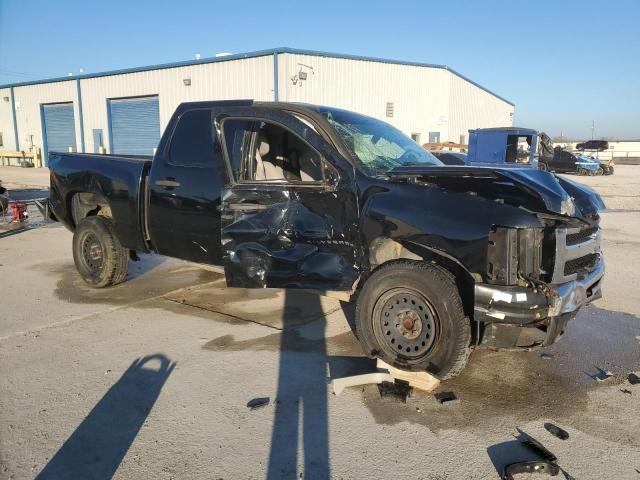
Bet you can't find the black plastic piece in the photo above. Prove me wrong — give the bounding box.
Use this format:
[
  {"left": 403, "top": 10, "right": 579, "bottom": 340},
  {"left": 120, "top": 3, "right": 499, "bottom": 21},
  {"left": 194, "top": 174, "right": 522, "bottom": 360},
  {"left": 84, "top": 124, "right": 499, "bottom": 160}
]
[
  {"left": 247, "top": 397, "right": 270, "bottom": 410},
  {"left": 378, "top": 380, "right": 412, "bottom": 403},
  {"left": 544, "top": 423, "right": 570, "bottom": 440},
  {"left": 516, "top": 429, "right": 557, "bottom": 462},
  {"left": 434, "top": 391, "right": 459, "bottom": 405},
  {"left": 502, "top": 460, "right": 560, "bottom": 480}
]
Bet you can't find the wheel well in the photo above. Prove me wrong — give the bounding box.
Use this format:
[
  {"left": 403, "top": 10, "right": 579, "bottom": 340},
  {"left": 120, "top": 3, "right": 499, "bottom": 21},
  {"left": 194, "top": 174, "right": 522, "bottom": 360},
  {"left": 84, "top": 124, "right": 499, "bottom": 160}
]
[
  {"left": 70, "top": 192, "right": 113, "bottom": 227},
  {"left": 367, "top": 239, "right": 476, "bottom": 321}
]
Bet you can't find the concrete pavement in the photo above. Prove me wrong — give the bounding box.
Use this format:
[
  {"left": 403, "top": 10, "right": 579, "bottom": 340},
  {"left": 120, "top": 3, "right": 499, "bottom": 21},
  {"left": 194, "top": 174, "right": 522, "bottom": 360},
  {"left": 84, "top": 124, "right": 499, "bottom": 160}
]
[{"left": 1, "top": 167, "right": 639, "bottom": 479}]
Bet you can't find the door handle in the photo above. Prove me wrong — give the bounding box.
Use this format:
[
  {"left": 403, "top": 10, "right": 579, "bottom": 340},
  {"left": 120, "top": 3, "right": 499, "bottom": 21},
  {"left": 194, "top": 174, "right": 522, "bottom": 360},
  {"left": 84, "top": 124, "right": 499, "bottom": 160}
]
[
  {"left": 155, "top": 179, "right": 181, "bottom": 188},
  {"left": 228, "top": 203, "right": 267, "bottom": 211}
]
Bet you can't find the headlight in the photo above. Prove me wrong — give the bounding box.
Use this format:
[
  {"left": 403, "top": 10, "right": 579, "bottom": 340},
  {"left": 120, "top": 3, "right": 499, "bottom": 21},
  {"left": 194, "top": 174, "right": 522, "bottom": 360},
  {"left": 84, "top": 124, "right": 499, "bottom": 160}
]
[{"left": 560, "top": 196, "right": 576, "bottom": 216}]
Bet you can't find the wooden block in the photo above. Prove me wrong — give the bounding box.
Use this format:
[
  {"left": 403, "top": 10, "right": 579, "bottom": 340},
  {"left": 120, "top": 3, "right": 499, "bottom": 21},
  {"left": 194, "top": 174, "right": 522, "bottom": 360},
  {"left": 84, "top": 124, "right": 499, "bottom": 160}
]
[
  {"left": 377, "top": 359, "right": 440, "bottom": 392},
  {"left": 330, "top": 372, "right": 395, "bottom": 396}
]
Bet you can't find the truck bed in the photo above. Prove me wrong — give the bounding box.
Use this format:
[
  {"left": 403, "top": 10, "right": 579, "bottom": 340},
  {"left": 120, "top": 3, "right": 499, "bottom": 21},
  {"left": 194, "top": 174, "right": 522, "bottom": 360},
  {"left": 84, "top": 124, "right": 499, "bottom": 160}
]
[{"left": 48, "top": 151, "right": 152, "bottom": 251}]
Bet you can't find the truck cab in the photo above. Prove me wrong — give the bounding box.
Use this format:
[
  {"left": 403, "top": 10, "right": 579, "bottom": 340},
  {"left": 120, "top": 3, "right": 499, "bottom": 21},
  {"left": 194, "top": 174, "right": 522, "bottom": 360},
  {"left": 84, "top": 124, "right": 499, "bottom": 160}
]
[{"left": 466, "top": 127, "right": 539, "bottom": 167}]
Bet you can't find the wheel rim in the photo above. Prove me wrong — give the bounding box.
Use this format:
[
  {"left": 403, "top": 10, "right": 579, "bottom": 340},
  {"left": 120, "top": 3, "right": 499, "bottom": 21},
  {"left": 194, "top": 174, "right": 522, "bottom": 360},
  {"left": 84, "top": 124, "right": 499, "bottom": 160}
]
[
  {"left": 539, "top": 163, "right": 548, "bottom": 171},
  {"left": 372, "top": 288, "right": 439, "bottom": 359},
  {"left": 80, "top": 231, "right": 104, "bottom": 276}
]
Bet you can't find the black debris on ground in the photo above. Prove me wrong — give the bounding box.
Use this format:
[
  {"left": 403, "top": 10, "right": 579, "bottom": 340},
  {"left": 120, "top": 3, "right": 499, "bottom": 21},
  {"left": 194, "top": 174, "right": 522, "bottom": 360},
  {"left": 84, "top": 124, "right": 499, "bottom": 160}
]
[
  {"left": 590, "top": 366, "right": 613, "bottom": 382},
  {"left": 247, "top": 397, "right": 270, "bottom": 410},
  {"left": 540, "top": 353, "right": 554, "bottom": 360},
  {"left": 516, "top": 428, "right": 557, "bottom": 462},
  {"left": 502, "top": 460, "right": 560, "bottom": 480},
  {"left": 628, "top": 373, "right": 640, "bottom": 385},
  {"left": 434, "top": 391, "right": 459, "bottom": 405},
  {"left": 377, "top": 380, "right": 412, "bottom": 403},
  {"left": 544, "top": 422, "right": 570, "bottom": 440}
]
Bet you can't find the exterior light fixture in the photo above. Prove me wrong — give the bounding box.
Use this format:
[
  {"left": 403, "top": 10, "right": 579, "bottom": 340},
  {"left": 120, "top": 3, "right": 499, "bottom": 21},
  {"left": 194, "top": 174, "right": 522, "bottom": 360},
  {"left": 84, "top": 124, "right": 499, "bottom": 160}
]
[
  {"left": 2, "top": 97, "right": 9, "bottom": 102},
  {"left": 183, "top": 78, "right": 191, "bottom": 86}
]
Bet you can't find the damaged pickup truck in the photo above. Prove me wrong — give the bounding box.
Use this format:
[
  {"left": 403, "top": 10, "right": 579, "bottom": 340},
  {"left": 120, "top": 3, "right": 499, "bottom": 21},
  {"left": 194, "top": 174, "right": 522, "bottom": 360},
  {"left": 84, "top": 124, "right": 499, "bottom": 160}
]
[{"left": 48, "top": 100, "right": 605, "bottom": 379}]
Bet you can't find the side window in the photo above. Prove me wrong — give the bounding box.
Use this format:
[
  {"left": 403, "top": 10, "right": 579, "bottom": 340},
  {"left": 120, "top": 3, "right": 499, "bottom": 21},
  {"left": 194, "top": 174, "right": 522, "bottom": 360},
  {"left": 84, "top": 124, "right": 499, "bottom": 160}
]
[
  {"left": 168, "top": 109, "right": 214, "bottom": 167},
  {"left": 223, "top": 119, "right": 328, "bottom": 184},
  {"left": 222, "top": 119, "right": 254, "bottom": 180}
]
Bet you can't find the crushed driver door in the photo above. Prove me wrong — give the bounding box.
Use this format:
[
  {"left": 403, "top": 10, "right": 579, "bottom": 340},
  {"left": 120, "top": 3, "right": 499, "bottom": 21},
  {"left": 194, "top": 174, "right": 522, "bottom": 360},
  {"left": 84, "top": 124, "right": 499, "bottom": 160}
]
[{"left": 216, "top": 107, "right": 361, "bottom": 291}]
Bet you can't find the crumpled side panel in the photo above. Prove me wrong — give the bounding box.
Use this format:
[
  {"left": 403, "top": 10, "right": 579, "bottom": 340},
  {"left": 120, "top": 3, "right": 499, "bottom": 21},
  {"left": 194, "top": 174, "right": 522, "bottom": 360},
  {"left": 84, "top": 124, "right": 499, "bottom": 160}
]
[{"left": 222, "top": 187, "right": 360, "bottom": 290}]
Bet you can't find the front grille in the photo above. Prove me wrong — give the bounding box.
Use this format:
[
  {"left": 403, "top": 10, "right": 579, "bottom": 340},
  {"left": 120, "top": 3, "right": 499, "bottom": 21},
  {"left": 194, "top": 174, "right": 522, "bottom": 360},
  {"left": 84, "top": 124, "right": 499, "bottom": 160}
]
[
  {"left": 566, "top": 226, "right": 598, "bottom": 245},
  {"left": 564, "top": 253, "right": 598, "bottom": 276}
]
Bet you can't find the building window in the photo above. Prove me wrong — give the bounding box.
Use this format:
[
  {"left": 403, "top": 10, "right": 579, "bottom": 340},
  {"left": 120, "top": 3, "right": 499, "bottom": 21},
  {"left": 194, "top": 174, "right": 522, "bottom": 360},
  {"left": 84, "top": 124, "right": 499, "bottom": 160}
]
[
  {"left": 0, "top": 132, "right": 3, "bottom": 147},
  {"left": 386, "top": 102, "right": 394, "bottom": 118},
  {"left": 411, "top": 133, "right": 421, "bottom": 144}
]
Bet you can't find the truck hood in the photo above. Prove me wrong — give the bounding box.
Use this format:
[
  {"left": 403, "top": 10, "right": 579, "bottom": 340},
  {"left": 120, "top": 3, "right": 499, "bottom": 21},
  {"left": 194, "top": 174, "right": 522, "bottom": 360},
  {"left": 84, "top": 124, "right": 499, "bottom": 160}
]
[{"left": 387, "top": 165, "right": 604, "bottom": 219}]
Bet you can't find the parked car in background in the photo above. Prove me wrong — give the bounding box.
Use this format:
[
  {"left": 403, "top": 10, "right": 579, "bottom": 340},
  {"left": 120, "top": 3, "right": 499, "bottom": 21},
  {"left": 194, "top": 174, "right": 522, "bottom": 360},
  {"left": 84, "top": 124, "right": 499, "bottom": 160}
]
[
  {"left": 575, "top": 155, "right": 601, "bottom": 175},
  {"left": 48, "top": 100, "right": 605, "bottom": 380},
  {"left": 576, "top": 140, "right": 609, "bottom": 151},
  {"left": 585, "top": 156, "right": 615, "bottom": 175},
  {"left": 541, "top": 148, "right": 586, "bottom": 173},
  {"left": 541, "top": 148, "right": 613, "bottom": 176},
  {"left": 429, "top": 150, "right": 467, "bottom": 165}
]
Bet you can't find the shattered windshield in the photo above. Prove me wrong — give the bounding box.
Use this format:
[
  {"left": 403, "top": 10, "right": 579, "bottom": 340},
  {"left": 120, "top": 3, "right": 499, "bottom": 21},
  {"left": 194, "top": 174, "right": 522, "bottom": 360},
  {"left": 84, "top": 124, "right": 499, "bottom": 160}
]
[{"left": 320, "top": 107, "right": 442, "bottom": 176}]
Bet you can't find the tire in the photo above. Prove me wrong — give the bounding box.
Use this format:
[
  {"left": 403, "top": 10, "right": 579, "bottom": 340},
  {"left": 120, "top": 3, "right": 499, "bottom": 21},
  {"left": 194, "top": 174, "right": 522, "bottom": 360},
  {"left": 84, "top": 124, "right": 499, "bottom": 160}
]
[
  {"left": 72, "top": 216, "right": 128, "bottom": 288},
  {"left": 596, "top": 166, "right": 604, "bottom": 176},
  {"left": 355, "top": 261, "right": 471, "bottom": 380},
  {"left": 538, "top": 162, "right": 548, "bottom": 172}
]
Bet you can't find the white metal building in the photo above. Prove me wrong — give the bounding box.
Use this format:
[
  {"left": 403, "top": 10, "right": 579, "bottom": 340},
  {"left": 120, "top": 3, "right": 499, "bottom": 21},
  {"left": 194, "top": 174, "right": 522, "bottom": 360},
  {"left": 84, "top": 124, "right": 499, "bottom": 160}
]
[{"left": 0, "top": 47, "right": 514, "bottom": 165}]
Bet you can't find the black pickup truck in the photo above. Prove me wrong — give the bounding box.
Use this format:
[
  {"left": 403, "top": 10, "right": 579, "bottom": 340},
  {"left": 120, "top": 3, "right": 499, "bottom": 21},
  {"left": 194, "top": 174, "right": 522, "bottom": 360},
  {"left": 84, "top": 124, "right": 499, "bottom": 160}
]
[{"left": 49, "top": 100, "right": 605, "bottom": 379}]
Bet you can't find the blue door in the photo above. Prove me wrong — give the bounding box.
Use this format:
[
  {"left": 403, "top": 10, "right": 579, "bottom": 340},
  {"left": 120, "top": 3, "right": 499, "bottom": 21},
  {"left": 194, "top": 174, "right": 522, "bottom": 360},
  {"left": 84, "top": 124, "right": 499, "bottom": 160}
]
[
  {"left": 42, "top": 103, "right": 77, "bottom": 165},
  {"left": 108, "top": 96, "right": 160, "bottom": 156}
]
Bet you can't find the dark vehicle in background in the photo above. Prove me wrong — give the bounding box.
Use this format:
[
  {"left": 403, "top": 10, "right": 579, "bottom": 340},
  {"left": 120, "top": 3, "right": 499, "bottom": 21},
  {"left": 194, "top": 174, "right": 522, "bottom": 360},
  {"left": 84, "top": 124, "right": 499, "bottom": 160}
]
[
  {"left": 585, "top": 156, "right": 615, "bottom": 175},
  {"left": 541, "top": 148, "right": 582, "bottom": 173},
  {"left": 576, "top": 140, "right": 609, "bottom": 151},
  {"left": 430, "top": 150, "right": 467, "bottom": 165},
  {"left": 48, "top": 101, "right": 605, "bottom": 379},
  {"left": 541, "top": 147, "right": 614, "bottom": 175}
]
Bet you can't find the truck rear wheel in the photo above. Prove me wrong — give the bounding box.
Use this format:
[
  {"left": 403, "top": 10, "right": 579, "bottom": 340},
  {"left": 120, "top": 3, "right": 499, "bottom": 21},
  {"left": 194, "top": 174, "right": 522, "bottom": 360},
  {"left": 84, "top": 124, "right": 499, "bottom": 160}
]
[
  {"left": 355, "top": 261, "right": 471, "bottom": 380},
  {"left": 72, "top": 216, "right": 128, "bottom": 288}
]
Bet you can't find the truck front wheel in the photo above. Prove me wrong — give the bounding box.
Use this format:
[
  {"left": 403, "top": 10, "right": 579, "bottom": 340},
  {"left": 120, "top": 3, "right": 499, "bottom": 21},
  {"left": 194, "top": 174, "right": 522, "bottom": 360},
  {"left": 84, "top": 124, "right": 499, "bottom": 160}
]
[
  {"left": 355, "top": 261, "right": 471, "bottom": 380},
  {"left": 72, "top": 216, "right": 128, "bottom": 288}
]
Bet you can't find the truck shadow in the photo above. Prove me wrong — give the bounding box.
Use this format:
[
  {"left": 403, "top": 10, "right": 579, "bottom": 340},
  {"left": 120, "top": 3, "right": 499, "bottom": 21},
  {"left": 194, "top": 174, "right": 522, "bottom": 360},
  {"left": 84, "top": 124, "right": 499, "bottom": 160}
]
[
  {"left": 266, "top": 290, "right": 330, "bottom": 479},
  {"left": 35, "top": 354, "right": 175, "bottom": 480}
]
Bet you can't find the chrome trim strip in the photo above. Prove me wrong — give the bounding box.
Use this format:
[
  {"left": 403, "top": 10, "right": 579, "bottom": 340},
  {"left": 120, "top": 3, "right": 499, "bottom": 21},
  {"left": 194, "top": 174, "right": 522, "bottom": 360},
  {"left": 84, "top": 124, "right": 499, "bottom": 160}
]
[{"left": 548, "top": 257, "right": 605, "bottom": 316}]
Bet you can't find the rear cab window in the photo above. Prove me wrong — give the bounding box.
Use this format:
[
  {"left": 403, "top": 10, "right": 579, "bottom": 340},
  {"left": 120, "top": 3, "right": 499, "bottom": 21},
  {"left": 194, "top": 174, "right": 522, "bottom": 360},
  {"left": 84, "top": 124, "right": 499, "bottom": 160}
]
[{"left": 168, "top": 109, "right": 215, "bottom": 167}]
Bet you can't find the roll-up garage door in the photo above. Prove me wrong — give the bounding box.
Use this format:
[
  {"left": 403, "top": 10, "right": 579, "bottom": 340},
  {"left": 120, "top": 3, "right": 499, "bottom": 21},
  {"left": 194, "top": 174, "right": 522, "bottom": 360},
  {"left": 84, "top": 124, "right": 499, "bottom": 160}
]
[
  {"left": 42, "top": 103, "right": 77, "bottom": 164},
  {"left": 108, "top": 96, "right": 160, "bottom": 156}
]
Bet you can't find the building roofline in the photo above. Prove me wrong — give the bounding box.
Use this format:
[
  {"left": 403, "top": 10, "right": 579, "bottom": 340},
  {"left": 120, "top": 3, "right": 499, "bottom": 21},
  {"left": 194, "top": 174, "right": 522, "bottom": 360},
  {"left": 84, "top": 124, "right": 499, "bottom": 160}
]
[{"left": 0, "top": 47, "right": 514, "bottom": 106}]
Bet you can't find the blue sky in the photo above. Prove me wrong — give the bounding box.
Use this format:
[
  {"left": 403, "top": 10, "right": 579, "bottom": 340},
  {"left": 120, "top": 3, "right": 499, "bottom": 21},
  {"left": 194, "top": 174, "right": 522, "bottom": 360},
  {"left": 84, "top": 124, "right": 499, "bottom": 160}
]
[{"left": 1, "top": 0, "right": 638, "bottom": 139}]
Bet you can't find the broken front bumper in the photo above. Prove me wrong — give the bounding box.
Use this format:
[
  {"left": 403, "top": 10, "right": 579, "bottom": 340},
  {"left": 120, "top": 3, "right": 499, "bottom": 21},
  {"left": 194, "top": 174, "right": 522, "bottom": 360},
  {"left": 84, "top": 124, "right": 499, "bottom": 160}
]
[{"left": 474, "top": 257, "right": 604, "bottom": 348}]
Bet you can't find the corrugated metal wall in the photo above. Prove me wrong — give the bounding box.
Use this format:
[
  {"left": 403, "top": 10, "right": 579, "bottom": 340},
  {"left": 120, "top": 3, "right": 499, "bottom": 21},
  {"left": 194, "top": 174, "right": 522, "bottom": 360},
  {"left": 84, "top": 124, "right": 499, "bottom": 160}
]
[
  {"left": 0, "top": 88, "right": 17, "bottom": 151},
  {"left": 79, "top": 55, "right": 274, "bottom": 154},
  {"left": 11, "top": 80, "right": 80, "bottom": 155},
  {"left": 448, "top": 73, "right": 514, "bottom": 143},
  {"left": 278, "top": 53, "right": 452, "bottom": 143},
  {"left": 0, "top": 52, "right": 513, "bottom": 159}
]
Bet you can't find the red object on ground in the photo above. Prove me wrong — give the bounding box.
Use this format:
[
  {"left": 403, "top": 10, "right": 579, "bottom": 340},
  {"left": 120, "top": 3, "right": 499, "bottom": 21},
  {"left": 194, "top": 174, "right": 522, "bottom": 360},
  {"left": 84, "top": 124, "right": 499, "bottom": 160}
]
[{"left": 10, "top": 202, "right": 28, "bottom": 222}]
